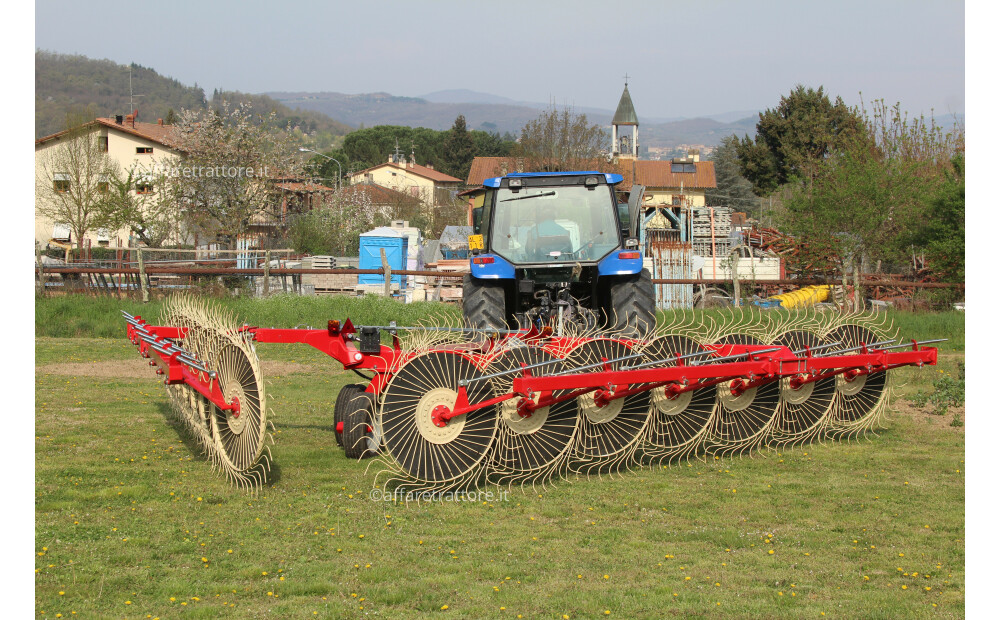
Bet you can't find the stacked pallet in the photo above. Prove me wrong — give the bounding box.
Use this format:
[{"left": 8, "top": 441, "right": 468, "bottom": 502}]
[
  {"left": 301, "top": 256, "right": 360, "bottom": 295},
  {"left": 691, "top": 207, "right": 734, "bottom": 257}
]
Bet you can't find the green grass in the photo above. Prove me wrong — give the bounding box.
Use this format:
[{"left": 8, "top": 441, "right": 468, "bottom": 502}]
[
  {"left": 36, "top": 323, "right": 965, "bottom": 618},
  {"left": 35, "top": 295, "right": 965, "bottom": 354}
]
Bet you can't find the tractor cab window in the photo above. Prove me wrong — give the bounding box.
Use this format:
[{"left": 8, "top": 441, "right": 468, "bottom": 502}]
[{"left": 490, "top": 185, "right": 619, "bottom": 264}]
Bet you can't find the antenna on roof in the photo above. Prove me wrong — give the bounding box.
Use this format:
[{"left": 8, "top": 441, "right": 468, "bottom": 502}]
[
  {"left": 128, "top": 65, "right": 145, "bottom": 118},
  {"left": 393, "top": 139, "right": 403, "bottom": 164}
]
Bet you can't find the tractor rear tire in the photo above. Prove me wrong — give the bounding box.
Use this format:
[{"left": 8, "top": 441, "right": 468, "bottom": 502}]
[
  {"left": 334, "top": 383, "right": 365, "bottom": 448},
  {"left": 462, "top": 275, "right": 507, "bottom": 332},
  {"left": 343, "top": 392, "right": 378, "bottom": 459},
  {"left": 609, "top": 269, "right": 656, "bottom": 338}
]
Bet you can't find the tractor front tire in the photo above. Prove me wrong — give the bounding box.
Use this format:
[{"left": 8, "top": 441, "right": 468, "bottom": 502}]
[
  {"left": 462, "top": 275, "right": 507, "bottom": 332},
  {"left": 608, "top": 269, "right": 656, "bottom": 338}
]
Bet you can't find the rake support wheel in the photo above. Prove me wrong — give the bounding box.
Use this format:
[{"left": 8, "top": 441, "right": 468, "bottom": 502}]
[
  {"left": 344, "top": 391, "right": 379, "bottom": 459},
  {"left": 334, "top": 383, "right": 366, "bottom": 448}
]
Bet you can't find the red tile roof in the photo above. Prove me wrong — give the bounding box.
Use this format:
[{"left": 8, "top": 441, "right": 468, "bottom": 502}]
[
  {"left": 35, "top": 118, "right": 180, "bottom": 148},
  {"left": 353, "top": 161, "right": 462, "bottom": 184},
  {"left": 466, "top": 156, "right": 716, "bottom": 189},
  {"left": 276, "top": 182, "right": 336, "bottom": 192}
]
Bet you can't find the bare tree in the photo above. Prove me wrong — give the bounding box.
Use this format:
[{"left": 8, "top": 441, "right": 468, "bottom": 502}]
[
  {"left": 164, "top": 100, "right": 302, "bottom": 245},
  {"left": 515, "top": 106, "right": 610, "bottom": 171},
  {"left": 99, "top": 162, "right": 186, "bottom": 247},
  {"left": 35, "top": 127, "right": 114, "bottom": 249}
]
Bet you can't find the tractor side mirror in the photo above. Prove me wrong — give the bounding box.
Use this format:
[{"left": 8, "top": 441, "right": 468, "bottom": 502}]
[
  {"left": 472, "top": 206, "right": 483, "bottom": 234},
  {"left": 627, "top": 184, "right": 645, "bottom": 240}
]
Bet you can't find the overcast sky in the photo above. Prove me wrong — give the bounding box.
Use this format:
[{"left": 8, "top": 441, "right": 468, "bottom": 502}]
[{"left": 35, "top": 0, "right": 964, "bottom": 120}]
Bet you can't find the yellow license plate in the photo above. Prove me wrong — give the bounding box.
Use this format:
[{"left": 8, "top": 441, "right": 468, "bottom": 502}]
[{"left": 468, "top": 234, "right": 484, "bottom": 250}]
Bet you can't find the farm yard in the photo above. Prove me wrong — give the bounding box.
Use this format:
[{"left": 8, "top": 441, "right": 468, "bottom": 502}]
[{"left": 35, "top": 295, "right": 965, "bottom": 618}]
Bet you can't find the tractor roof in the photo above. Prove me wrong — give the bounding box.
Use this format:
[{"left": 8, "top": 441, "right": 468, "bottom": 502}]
[{"left": 482, "top": 171, "right": 624, "bottom": 188}]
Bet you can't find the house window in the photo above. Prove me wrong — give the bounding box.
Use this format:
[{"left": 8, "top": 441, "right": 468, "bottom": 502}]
[
  {"left": 97, "top": 174, "right": 109, "bottom": 193},
  {"left": 99, "top": 136, "right": 108, "bottom": 152},
  {"left": 136, "top": 147, "right": 153, "bottom": 154},
  {"left": 136, "top": 176, "right": 154, "bottom": 194},
  {"left": 53, "top": 172, "right": 71, "bottom": 193}
]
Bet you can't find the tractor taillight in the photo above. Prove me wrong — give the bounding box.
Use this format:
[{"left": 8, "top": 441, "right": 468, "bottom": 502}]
[
  {"left": 618, "top": 251, "right": 641, "bottom": 260},
  {"left": 473, "top": 256, "right": 495, "bottom": 264}
]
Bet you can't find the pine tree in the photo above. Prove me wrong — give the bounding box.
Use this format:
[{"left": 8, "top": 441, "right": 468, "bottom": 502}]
[{"left": 442, "top": 115, "right": 476, "bottom": 181}]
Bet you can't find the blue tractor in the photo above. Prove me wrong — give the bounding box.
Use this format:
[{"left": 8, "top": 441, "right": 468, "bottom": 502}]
[{"left": 463, "top": 171, "right": 655, "bottom": 336}]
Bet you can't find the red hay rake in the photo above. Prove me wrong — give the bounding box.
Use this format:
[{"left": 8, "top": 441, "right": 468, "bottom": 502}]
[{"left": 124, "top": 297, "right": 941, "bottom": 492}]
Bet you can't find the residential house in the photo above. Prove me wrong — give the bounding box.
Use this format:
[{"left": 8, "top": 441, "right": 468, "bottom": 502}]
[
  {"left": 34, "top": 113, "right": 182, "bottom": 249},
  {"left": 349, "top": 156, "right": 462, "bottom": 207}
]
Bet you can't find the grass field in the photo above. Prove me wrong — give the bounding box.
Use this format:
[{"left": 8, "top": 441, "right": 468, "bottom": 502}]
[{"left": 35, "top": 296, "right": 965, "bottom": 618}]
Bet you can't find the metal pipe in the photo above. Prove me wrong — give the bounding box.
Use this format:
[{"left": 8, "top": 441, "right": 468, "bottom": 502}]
[
  {"left": 620, "top": 349, "right": 716, "bottom": 370},
  {"left": 816, "top": 340, "right": 896, "bottom": 357},
  {"left": 691, "top": 347, "right": 783, "bottom": 366},
  {"left": 458, "top": 357, "right": 566, "bottom": 387},
  {"left": 790, "top": 341, "right": 842, "bottom": 356},
  {"left": 874, "top": 338, "right": 948, "bottom": 351}
]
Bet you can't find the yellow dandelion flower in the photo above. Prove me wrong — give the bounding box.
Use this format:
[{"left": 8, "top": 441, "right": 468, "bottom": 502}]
[{"left": 441, "top": 604, "right": 449, "bottom": 610}]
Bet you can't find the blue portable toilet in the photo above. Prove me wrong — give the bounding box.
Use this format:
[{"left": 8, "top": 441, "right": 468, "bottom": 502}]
[{"left": 358, "top": 227, "right": 408, "bottom": 286}]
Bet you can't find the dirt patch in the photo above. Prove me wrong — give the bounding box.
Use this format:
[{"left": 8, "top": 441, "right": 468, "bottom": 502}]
[
  {"left": 892, "top": 399, "right": 965, "bottom": 430},
  {"left": 261, "top": 361, "right": 314, "bottom": 376},
  {"left": 37, "top": 359, "right": 314, "bottom": 379},
  {"left": 37, "top": 360, "right": 152, "bottom": 379}
]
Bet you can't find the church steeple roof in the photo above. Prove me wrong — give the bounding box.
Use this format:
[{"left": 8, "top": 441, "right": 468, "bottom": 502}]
[{"left": 612, "top": 82, "right": 638, "bottom": 126}]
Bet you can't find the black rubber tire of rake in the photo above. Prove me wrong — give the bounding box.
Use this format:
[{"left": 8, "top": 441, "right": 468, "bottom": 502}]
[
  {"left": 333, "top": 383, "right": 366, "bottom": 448},
  {"left": 343, "top": 391, "right": 378, "bottom": 459},
  {"left": 462, "top": 274, "right": 507, "bottom": 331},
  {"left": 608, "top": 269, "right": 656, "bottom": 338}
]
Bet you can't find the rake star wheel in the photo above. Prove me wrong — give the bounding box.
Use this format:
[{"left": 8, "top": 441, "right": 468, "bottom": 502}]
[
  {"left": 770, "top": 330, "right": 836, "bottom": 446},
  {"left": 378, "top": 351, "right": 497, "bottom": 484},
  {"left": 639, "top": 334, "right": 716, "bottom": 461},
  {"left": 485, "top": 345, "right": 578, "bottom": 486},
  {"left": 827, "top": 323, "right": 890, "bottom": 434},
  {"left": 206, "top": 339, "right": 270, "bottom": 488},
  {"left": 563, "top": 338, "right": 649, "bottom": 469},
  {"left": 705, "top": 333, "right": 780, "bottom": 455}
]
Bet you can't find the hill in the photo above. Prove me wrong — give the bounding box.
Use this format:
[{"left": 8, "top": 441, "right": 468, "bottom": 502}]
[
  {"left": 35, "top": 52, "right": 353, "bottom": 148},
  {"left": 267, "top": 91, "right": 542, "bottom": 136},
  {"left": 35, "top": 50, "right": 207, "bottom": 138},
  {"left": 269, "top": 90, "right": 758, "bottom": 152}
]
